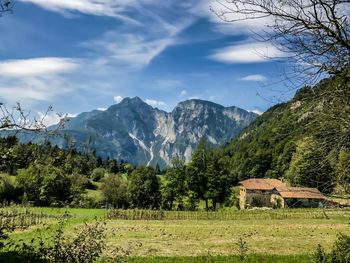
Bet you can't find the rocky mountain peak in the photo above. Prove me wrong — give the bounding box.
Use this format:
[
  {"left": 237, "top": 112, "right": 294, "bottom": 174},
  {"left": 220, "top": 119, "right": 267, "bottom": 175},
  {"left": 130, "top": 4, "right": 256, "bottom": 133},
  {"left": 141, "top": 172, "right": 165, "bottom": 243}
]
[{"left": 16, "top": 98, "right": 258, "bottom": 168}]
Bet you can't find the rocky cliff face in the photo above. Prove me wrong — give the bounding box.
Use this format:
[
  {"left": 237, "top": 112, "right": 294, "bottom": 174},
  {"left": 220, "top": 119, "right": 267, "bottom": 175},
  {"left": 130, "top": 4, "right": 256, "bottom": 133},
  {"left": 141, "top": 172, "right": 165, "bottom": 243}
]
[{"left": 26, "top": 97, "right": 257, "bottom": 167}]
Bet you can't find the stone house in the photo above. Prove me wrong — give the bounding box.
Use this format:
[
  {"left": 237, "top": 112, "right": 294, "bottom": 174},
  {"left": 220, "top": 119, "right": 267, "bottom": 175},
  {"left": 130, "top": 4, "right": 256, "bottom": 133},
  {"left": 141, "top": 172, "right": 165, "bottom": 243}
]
[{"left": 239, "top": 178, "right": 326, "bottom": 209}]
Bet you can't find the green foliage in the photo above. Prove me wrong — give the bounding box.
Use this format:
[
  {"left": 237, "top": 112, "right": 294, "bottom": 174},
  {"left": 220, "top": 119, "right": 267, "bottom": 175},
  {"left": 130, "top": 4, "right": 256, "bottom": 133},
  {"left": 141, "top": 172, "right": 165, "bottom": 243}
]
[
  {"left": 128, "top": 167, "right": 161, "bottom": 209},
  {"left": 5, "top": 219, "right": 106, "bottom": 263},
  {"left": 162, "top": 157, "right": 187, "bottom": 210},
  {"left": 285, "top": 137, "right": 334, "bottom": 193},
  {"left": 91, "top": 168, "right": 106, "bottom": 182},
  {"left": 314, "top": 234, "right": 350, "bottom": 263},
  {"left": 185, "top": 139, "right": 231, "bottom": 210},
  {"left": 236, "top": 236, "right": 248, "bottom": 262},
  {"left": 101, "top": 174, "right": 128, "bottom": 208},
  {"left": 336, "top": 149, "right": 350, "bottom": 193},
  {"left": 221, "top": 71, "right": 350, "bottom": 193},
  {"left": 16, "top": 164, "right": 82, "bottom": 206},
  {"left": 0, "top": 175, "right": 17, "bottom": 202}
]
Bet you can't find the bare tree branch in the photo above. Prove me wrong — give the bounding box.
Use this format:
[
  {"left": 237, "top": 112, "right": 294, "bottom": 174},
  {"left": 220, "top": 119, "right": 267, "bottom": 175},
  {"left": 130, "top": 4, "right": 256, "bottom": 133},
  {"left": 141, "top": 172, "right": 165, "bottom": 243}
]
[
  {"left": 0, "top": 102, "right": 68, "bottom": 136},
  {"left": 0, "top": 0, "right": 14, "bottom": 16},
  {"left": 212, "top": 0, "right": 350, "bottom": 78}
]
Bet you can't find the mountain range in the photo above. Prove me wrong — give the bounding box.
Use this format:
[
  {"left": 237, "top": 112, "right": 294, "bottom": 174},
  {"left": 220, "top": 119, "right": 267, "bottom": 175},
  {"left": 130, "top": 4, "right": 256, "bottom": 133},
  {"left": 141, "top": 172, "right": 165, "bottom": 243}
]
[{"left": 23, "top": 97, "right": 257, "bottom": 167}]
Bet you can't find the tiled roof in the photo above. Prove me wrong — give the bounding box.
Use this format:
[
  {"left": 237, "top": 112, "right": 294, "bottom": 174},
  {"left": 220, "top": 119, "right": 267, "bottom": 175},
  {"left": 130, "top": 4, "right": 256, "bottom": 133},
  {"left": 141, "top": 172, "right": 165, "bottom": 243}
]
[
  {"left": 239, "top": 178, "right": 287, "bottom": 190},
  {"left": 276, "top": 187, "right": 325, "bottom": 199},
  {"left": 239, "top": 178, "right": 326, "bottom": 200}
]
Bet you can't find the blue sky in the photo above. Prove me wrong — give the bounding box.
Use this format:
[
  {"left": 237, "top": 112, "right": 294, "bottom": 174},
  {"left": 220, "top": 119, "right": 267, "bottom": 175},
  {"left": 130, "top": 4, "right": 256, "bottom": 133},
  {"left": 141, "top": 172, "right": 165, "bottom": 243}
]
[{"left": 0, "top": 0, "right": 296, "bottom": 125}]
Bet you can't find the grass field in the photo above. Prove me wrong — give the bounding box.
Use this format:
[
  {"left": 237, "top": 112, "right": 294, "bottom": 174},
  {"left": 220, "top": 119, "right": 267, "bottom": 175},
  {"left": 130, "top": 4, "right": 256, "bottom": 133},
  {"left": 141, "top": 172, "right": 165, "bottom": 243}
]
[{"left": 1, "top": 207, "right": 350, "bottom": 262}]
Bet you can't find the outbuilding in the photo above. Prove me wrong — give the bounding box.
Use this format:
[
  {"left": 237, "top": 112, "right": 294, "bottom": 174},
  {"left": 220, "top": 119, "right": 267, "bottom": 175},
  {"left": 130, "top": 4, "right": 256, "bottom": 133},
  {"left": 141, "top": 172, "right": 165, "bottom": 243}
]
[{"left": 239, "top": 178, "right": 326, "bottom": 209}]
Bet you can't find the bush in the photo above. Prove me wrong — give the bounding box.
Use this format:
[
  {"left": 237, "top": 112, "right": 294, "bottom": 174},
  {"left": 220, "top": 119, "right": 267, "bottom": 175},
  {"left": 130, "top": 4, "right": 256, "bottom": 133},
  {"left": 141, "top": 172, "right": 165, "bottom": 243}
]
[
  {"left": 5, "top": 219, "right": 106, "bottom": 263},
  {"left": 16, "top": 164, "right": 76, "bottom": 207},
  {"left": 91, "top": 168, "right": 106, "bottom": 182},
  {"left": 0, "top": 174, "right": 19, "bottom": 202},
  {"left": 314, "top": 234, "right": 350, "bottom": 263}
]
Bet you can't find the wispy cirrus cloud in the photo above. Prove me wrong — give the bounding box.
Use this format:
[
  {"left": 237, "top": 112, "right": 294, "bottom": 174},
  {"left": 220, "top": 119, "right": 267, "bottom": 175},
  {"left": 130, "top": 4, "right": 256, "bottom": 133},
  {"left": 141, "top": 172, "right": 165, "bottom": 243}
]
[
  {"left": 210, "top": 42, "right": 283, "bottom": 64},
  {"left": 193, "top": 0, "right": 273, "bottom": 35},
  {"left": 240, "top": 74, "right": 267, "bottom": 82},
  {"left": 0, "top": 57, "right": 80, "bottom": 77},
  {"left": 0, "top": 57, "right": 81, "bottom": 104},
  {"left": 82, "top": 17, "right": 192, "bottom": 68},
  {"left": 18, "top": 0, "right": 142, "bottom": 24}
]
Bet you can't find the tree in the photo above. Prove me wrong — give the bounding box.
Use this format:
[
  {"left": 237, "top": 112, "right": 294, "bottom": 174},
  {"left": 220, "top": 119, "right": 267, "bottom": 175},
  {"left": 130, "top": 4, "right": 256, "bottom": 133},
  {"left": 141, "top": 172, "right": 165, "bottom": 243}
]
[
  {"left": 16, "top": 163, "right": 76, "bottom": 206},
  {"left": 162, "top": 157, "right": 188, "bottom": 210},
  {"left": 128, "top": 166, "right": 161, "bottom": 209},
  {"left": 187, "top": 138, "right": 211, "bottom": 210},
  {"left": 285, "top": 137, "right": 334, "bottom": 193},
  {"left": 101, "top": 174, "right": 128, "bottom": 208},
  {"left": 336, "top": 149, "right": 350, "bottom": 193},
  {"left": 213, "top": 0, "right": 350, "bottom": 77},
  {"left": 205, "top": 149, "right": 231, "bottom": 210}
]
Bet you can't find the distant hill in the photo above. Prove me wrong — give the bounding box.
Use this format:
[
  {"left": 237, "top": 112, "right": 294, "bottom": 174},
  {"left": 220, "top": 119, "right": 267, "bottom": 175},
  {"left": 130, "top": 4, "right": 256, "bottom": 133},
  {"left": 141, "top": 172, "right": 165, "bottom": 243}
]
[
  {"left": 11, "top": 98, "right": 257, "bottom": 168},
  {"left": 221, "top": 68, "right": 350, "bottom": 193}
]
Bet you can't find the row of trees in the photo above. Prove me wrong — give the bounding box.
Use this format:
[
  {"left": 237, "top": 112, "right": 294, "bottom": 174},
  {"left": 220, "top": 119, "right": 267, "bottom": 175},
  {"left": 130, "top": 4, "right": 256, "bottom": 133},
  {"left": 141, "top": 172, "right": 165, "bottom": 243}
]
[
  {"left": 0, "top": 136, "right": 236, "bottom": 210},
  {"left": 0, "top": 136, "right": 138, "bottom": 207},
  {"left": 94, "top": 139, "right": 233, "bottom": 210}
]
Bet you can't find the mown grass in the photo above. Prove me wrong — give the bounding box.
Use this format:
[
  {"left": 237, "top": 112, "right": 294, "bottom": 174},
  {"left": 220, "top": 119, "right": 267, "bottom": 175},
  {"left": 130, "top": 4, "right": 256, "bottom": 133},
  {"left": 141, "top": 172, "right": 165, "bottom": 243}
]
[
  {"left": 1, "top": 207, "right": 349, "bottom": 261},
  {"left": 126, "top": 254, "right": 311, "bottom": 263}
]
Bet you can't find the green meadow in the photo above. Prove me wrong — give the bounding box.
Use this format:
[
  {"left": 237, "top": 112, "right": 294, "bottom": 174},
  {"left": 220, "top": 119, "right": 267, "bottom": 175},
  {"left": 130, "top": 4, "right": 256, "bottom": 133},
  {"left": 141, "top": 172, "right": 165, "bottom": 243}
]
[{"left": 1, "top": 207, "right": 349, "bottom": 262}]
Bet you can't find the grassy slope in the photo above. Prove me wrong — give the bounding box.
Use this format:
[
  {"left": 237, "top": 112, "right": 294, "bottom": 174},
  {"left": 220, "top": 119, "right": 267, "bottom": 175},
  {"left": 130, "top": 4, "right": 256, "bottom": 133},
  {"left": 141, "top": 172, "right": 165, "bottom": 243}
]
[{"left": 3, "top": 207, "right": 350, "bottom": 262}]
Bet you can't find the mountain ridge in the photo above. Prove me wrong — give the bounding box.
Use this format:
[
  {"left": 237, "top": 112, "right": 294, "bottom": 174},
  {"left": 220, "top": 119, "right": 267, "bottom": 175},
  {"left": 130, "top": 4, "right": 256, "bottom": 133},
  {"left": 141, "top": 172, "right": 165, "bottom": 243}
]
[{"left": 11, "top": 97, "right": 258, "bottom": 167}]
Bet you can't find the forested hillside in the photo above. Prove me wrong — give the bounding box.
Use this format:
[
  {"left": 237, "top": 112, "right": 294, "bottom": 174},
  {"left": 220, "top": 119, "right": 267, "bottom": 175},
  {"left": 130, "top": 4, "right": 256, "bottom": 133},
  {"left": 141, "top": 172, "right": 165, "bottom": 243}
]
[{"left": 223, "top": 68, "right": 350, "bottom": 193}]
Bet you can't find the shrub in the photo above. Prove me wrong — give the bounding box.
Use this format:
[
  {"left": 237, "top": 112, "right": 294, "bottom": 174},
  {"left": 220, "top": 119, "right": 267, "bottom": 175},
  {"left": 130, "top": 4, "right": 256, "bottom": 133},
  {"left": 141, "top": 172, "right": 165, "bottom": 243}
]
[
  {"left": 91, "top": 168, "right": 106, "bottom": 182},
  {"left": 6, "top": 219, "right": 106, "bottom": 263},
  {"left": 314, "top": 233, "right": 350, "bottom": 263},
  {"left": 0, "top": 174, "right": 18, "bottom": 202}
]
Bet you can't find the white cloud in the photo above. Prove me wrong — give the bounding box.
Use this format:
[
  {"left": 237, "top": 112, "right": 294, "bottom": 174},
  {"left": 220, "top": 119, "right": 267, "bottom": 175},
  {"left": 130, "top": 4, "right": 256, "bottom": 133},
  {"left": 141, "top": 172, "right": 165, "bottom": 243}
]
[
  {"left": 19, "top": 0, "right": 142, "bottom": 24},
  {"left": 0, "top": 75, "right": 76, "bottom": 103},
  {"left": 0, "top": 57, "right": 80, "bottom": 77},
  {"left": 97, "top": 107, "right": 107, "bottom": 111},
  {"left": 145, "top": 99, "right": 167, "bottom": 108},
  {"left": 241, "top": 74, "right": 267, "bottom": 82},
  {"left": 193, "top": 0, "right": 273, "bottom": 35},
  {"left": 180, "top": 90, "right": 187, "bottom": 96},
  {"left": 83, "top": 18, "right": 191, "bottom": 68},
  {"left": 79, "top": 2, "right": 194, "bottom": 69},
  {"left": 114, "top": 96, "right": 123, "bottom": 104},
  {"left": 210, "top": 42, "right": 283, "bottom": 64},
  {"left": 249, "top": 109, "right": 264, "bottom": 115},
  {"left": 0, "top": 57, "right": 82, "bottom": 105},
  {"left": 37, "top": 111, "right": 77, "bottom": 126}
]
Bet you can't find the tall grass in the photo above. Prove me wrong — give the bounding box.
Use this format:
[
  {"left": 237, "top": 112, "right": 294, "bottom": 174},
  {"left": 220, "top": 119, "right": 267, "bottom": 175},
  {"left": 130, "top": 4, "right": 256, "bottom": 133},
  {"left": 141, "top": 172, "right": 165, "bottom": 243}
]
[
  {"left": 0, "top": 208, "right": 62, "bottom": 231},
  {"left": 106, "top": 208, "right": 350, "bottom": 221}
]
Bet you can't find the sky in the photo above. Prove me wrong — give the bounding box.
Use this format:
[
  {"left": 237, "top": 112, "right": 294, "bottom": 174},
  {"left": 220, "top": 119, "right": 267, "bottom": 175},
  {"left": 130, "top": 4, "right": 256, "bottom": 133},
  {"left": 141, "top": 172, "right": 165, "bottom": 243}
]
[{"left": 0, "top": 0, "right": 296, "bottom": 125}]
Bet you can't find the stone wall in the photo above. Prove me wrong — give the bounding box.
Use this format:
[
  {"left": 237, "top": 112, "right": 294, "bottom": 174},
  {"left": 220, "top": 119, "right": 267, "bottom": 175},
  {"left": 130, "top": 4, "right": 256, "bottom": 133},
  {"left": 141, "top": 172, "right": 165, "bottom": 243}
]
[{"left": 240, "top": 187, "right": 275, "bottom": 209}]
